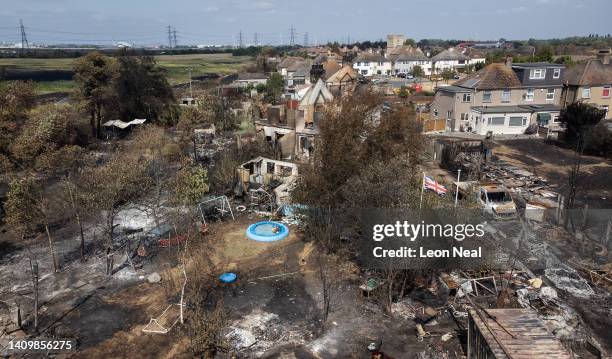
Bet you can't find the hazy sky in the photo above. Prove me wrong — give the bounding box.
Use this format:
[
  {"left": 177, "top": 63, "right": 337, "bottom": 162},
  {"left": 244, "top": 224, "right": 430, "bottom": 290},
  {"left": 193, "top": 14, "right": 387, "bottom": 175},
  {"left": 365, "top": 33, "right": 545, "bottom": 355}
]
[{"left": 1, "top": 0, "right": 610, "bottom": 46}]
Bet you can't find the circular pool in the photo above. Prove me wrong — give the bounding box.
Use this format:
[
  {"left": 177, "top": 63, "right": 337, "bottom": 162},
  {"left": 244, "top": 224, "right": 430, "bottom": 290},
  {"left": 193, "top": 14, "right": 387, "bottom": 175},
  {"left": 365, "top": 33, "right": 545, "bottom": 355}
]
[{"left": 246, "top": 221, "right": 289, "bottom": 242}]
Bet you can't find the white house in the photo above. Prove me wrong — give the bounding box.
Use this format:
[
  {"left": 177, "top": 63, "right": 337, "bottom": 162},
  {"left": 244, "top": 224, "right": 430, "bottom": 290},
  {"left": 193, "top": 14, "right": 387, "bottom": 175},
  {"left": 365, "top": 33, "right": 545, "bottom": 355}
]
[
  {"left": 353, "top": 53, "right": 392, "bottom": 77},
  {"left": 431, "top": 48, "right": 470, "bottom": 74},
  {"left": 386, "top": 46, "right": 432, "bottom": 76},
  {"left": 469, "top": 106, "right": 532, "bottom": 135}
]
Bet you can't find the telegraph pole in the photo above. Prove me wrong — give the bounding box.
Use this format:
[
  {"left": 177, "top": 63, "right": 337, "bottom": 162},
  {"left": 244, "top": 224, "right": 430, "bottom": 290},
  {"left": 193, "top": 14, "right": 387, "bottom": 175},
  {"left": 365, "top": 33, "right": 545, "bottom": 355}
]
[
  {"left": 19, "top": 19, "right": 29, "bottom": 54},
  {"left": 289, "top": 25, "right": 296, "bottom": 46}
]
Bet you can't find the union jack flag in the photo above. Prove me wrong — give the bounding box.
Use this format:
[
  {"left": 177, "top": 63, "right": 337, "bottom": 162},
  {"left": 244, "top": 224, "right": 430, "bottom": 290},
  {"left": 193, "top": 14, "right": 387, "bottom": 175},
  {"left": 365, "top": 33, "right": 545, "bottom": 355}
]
[{"left": 423, "top": 175, "right": 447, "bottom": 195}]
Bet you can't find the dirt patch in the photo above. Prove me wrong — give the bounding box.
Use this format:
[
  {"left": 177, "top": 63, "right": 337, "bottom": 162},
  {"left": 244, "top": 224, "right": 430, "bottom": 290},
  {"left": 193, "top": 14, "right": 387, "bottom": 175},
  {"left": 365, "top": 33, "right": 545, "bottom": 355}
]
[{"left": 492, "top": 139, "right": 612, "bottom": 208}]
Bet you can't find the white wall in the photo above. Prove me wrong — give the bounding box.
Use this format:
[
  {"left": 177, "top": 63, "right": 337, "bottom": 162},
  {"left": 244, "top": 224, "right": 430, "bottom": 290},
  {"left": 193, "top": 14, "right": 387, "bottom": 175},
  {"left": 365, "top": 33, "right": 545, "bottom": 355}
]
[
  {"left": 393, "top": 60, "right": 432, "bottom": 75},
  {"left": 470, "top": 111, "right": 532, "bottom": 135},
  {"left": 353, "top": 61, "right": 392, "bottom": 76}
]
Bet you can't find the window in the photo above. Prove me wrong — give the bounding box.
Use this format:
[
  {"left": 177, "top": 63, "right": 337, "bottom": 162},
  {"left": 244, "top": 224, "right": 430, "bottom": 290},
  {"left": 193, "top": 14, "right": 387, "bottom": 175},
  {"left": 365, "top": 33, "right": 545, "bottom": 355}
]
[
  {"left": 553, "top": 68, "right": 561, "bottom": 79},
  {"left": 546, "top": 88, "right": 555, "bottom": 101},
  {"left": 462, "top": 93, "right": 472, "bottom": 102},
  {"left": 525, "top": 89, "right": 534, "bottom": 101},
  {"left": 488, "top": 117, "right": 505, "bottom": 125},
  {"left": 356, "top": 62, "right": 361, "bottom": 66},
  {"left": 460, "top": 113, "right": 465, "bottom": 121},
  {"left": 509, "top": 116, "right": 526, "bottom": 126},
  {"left": 529, "top": 68, "right": 546, "bottom": 79},
  {"left": 582, "top": 87, "right": 591, "bottom": 98},
  {"left": 482, "top": 91, "right": 492, "bottom": 103},
  {"left": 501, "top": 90, "right": 511, "bottom": 103},
  {"left": 603, "top": 85, "right": 611, "bottom": 98},
  {"left": 447, "top": 111, "right": 452, "bottom": 118}
]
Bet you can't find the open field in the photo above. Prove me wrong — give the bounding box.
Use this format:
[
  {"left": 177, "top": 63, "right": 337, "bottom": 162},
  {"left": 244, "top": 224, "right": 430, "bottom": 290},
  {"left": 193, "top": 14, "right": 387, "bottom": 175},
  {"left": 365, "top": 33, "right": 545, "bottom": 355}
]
[{"left": 0, "top": 53, "right": 252, "bottom": 94}]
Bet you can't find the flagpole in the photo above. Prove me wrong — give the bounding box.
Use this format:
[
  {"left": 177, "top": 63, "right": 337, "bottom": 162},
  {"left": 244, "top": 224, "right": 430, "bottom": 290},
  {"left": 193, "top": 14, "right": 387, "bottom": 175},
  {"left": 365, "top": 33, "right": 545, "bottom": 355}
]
[
  {"left": 454, "top": 169, "right": 461, "bottom": 207},
  {"left": 419, "top": 172, "right": 425, "bottom": 210}
]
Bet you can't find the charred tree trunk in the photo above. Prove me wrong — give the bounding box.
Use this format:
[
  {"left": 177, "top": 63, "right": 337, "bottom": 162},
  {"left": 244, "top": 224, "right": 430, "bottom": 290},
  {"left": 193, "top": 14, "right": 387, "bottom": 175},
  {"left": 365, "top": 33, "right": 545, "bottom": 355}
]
[{"left": 44, "top": 224, "right": 58, "bottom": 272}]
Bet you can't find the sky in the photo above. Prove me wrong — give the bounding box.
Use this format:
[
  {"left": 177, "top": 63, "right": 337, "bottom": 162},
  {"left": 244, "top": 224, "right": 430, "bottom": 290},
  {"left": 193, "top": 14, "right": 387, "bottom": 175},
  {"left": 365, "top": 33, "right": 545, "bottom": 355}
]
[{"left": 0, "top": 0, "right": 611, "bottom": 46}]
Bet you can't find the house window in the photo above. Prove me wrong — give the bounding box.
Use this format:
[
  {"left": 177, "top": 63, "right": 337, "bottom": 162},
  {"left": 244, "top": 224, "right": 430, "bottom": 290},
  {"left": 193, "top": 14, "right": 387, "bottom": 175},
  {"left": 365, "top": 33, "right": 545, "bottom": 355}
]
[
  {"left": 462, "top": 93, "right": 472, "bottom": 102},
  {"left": 501, "top": 90, "right": 511, "bottom": 103},
  {"left": 546, "top": 88, "right": 555, "bottom": 101},
  {"left": 509, "top": 116, "right": 526, "bottom": 126},
  {"left": 529, "top": 69, "right": 546, "bottom": 79},
  {"left": 488, "top": 117, "right": 505, "bottom": 125},
  {"left": 525, "top": 89, "right": 534, "bottom": 101},
  {"left": 553, "top": 68, "right": 561, "bottom": 79},
  {"left": 582, "top": 87, "right": 591, "bottom": 98},
  {"left": 482, "top": 91, "right": 492, "bottom": 103},
  {"left": 601, "top": 105, "right": 609, "bottom": 118},
  {"left": 460, "top": 113, "right": 465, "bottom": 121},
  {"left": 447, "top": 111, "right": 452, "bottom": 118},
  {"left": 603, "top": 85, "right": 611, "bottom": 98}
]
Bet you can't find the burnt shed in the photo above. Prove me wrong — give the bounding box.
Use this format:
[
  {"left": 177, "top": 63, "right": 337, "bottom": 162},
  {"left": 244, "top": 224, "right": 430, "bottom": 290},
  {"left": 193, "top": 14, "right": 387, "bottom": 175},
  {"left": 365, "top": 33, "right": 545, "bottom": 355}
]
[{"left": 468, "top": 309, "right": 572, "bottom": 359}]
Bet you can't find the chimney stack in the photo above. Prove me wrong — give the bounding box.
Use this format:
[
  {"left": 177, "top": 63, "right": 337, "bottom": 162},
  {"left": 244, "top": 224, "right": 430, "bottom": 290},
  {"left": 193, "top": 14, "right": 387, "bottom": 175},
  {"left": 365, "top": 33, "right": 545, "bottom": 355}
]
[
  {"left": 597, "top": 49, "right": 611, "bottom": 65},
  {"left": 505, "top": 56, "right": 513, "bottom": 68}
]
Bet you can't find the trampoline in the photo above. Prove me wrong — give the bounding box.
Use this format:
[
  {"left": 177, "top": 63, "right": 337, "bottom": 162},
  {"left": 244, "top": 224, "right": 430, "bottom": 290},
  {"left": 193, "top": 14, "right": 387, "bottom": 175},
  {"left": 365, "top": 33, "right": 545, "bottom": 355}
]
[{"left": 246, "top": 221, "right": 289, "bottom": 242}]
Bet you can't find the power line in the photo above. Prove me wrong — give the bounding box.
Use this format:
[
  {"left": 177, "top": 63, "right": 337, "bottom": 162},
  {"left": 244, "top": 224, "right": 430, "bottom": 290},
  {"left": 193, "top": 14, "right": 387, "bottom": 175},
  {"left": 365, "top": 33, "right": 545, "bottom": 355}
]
[
  {"left": 19, "top": 19, "right": 29, "bottom": 52},
  {"left": 253, "top": 32, "right": 258, "bottom": 46},
  {"left": 172, "top": 28, "right": 177, "bottom": 48},
  {"left": 238, "top": 30, "right": 243, "bottom": 48},
  {"left": 303, "top": 32, "right": 308, "bottom": 47}
]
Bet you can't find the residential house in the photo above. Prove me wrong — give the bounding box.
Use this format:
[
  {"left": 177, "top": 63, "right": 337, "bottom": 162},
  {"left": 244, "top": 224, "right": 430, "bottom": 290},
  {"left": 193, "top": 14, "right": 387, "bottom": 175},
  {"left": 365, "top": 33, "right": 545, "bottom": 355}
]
[
  {"left": 232, "top": 72, "right": 268, "bottom": 88},
  {"left": 324, "top": 65, "right": 360, "bottom": 94},
  {"left": 562, "top": 49, "right": 612, "bottom": 120},
  {"left": 387, "top": 46, "right": 432, "bottom": 76},
  {"left": 295, "top": 79, "right": 334, "bottom": 158},
  {"left": 278, "top": 57, "right": 312, "bottom": 87},
  {"left": 353, "top": 53, "right": 392, "bottom": 77},
  {"left": 431, "top": 59, "right": 565, "bottom": 135},
  {"left": 431, "top": 48, "right": 470, "bottom": 74},
  {"left": 462, "top": 48, "right": 487, "bottom": 68}
]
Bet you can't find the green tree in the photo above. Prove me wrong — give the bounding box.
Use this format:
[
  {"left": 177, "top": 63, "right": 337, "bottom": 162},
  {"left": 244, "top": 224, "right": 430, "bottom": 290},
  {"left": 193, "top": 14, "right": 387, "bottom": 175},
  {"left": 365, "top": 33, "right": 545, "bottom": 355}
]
[
  {"left": 173, "top": 165, "right": 209, "bottom": 206},
  {"left": 114, "top": 55, "right": 177, "bottom": 124},
  {"left": 441, "top": 68, "right": 454, "bottom": 83},
  {"left": 403, "top": 38, "right": 416, "bottom": 47},
  {"left": 559, "top": 102, "right": 605, "bottom": 149},
  {"left": 73, "top": 52, "right": 118, "bottom": 138},
  {"left": 411, "top": 65, "right": 425, "bottom": 78},
  {"left": 265, "top": 72, "right": 284, "bottom": 104}
]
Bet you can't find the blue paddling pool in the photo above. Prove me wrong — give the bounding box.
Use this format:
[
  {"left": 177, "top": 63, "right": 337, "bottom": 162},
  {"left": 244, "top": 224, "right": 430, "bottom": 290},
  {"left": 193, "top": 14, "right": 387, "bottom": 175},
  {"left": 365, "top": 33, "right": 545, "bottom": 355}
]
[
  {"left": 219, "top": 272, "right": 237, "bottom": 283},
  {"left": 246, "top": 221, "right": 289, "bottom": 242}
]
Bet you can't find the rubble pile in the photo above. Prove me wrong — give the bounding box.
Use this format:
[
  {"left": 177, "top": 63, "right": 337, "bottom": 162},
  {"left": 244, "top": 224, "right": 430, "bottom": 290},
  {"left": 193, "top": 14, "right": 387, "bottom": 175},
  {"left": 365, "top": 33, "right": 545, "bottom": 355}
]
[{"left": 482, "top": 161, "right": 559, "bottom": 202}]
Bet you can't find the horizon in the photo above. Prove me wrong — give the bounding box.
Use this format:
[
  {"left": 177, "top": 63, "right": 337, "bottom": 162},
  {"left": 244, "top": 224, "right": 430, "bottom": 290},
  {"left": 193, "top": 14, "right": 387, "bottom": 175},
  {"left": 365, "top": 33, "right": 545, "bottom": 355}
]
[{"left": 1, "top": 0, "right": 611, "bottom": 46}]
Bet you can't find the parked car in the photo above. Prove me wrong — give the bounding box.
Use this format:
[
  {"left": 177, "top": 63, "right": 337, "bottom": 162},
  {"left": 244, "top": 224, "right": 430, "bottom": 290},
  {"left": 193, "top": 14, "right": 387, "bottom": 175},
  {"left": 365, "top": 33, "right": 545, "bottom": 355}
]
[
  {"left": 397, "top": 73, "right": 407, "bottom": 78},
  {"left": 456, "top": 182, "right": 517, "bottom": 218},
  {"left": 406, "top": 73, "right": 415, "bottom": 79},
  {"left": 453, "top": 73, "right": 460, "bottom": 80}
]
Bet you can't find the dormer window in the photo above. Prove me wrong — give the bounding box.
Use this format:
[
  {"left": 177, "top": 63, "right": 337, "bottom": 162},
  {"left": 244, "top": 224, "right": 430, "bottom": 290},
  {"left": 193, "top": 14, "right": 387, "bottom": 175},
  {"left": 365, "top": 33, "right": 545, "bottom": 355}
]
[
  {"left": 553, "top": 68, "right": 561, "bottom": 79},
  {"left": 529, "top": 68, "right": 546, "bottom": 79}
]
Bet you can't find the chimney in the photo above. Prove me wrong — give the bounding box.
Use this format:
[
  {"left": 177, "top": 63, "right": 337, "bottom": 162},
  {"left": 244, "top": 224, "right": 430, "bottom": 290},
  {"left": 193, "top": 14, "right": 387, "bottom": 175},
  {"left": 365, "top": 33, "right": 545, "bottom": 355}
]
[
  {"left": 597, "top": 49, "right": 611, "bottom": 65},
  {"left": 505, "top": 56, "right": 513, "bottom": 68}
]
